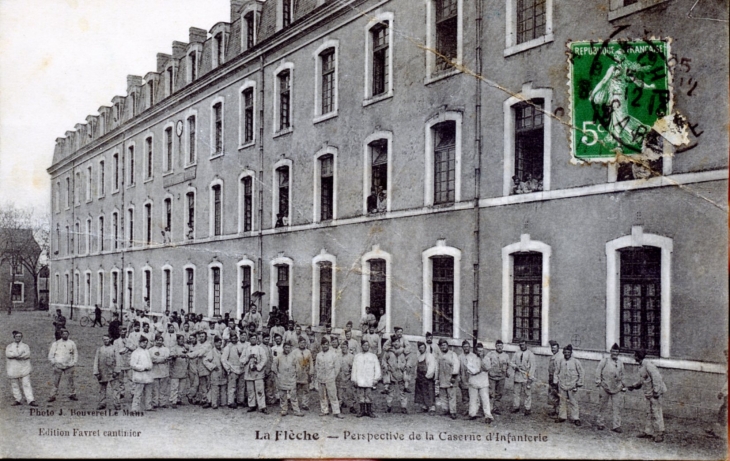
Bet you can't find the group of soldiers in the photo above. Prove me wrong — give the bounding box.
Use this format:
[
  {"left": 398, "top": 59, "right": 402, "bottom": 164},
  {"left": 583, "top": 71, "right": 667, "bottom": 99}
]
[{"left": 4, "top": 306, "right": 728, "bottom": 445}]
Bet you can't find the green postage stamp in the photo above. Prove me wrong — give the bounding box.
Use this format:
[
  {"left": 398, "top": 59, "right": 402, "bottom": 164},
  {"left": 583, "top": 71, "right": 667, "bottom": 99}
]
[{"left": 568, "top": 39, "right": 671, "bottom": 161}]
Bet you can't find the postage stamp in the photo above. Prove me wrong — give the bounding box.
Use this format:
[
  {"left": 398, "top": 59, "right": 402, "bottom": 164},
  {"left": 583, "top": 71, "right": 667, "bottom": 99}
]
[{"left": 568, "top": 39, "right": 671, "bottom": 161}]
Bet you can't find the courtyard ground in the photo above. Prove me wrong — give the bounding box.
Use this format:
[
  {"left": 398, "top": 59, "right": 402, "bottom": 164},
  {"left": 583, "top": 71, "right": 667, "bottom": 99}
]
[{"left": 0, "top": 311, "right": 726, "bottom": 459}]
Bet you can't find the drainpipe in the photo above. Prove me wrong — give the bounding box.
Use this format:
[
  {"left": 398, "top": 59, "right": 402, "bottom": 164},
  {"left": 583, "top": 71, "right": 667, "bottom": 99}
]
[
  {"left": 257, "top": 54, "right": 265, "bottom": 306},
  {"left": 472, "top": 0, "right": 484, "bottom": 347}
]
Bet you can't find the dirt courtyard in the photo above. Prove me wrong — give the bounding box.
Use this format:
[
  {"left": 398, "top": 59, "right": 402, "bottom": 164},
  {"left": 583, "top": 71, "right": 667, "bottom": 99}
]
[{"left": 0, "top": 311, "right": 726, "bottom": 458}]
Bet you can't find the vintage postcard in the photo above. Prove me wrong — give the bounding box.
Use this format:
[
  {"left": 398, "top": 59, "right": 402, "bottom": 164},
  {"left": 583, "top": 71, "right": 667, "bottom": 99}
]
[{"left": 0, "top": 0, "right": 727, "bottom": 458}]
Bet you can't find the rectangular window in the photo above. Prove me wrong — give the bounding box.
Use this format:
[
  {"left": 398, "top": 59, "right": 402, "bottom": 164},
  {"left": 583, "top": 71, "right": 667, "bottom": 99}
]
[
  {"left": 128, "top": 146, "right": 135, "bottom": 185},
  {"left": 113, "top": 154, "right": 119, "bottom": 190},
  {"left": 212, "top": 267, "right": 221, "bottom": 316},
  {"left": 99, "top": 160, "right": 105, "bottom": 196},
  {"left": 276, "top": 167, "right": 289, "bottom": 227},
  {"left": 165, "top": 127, "right": 173, "bottom": 171},
  {"left": 278, "top": 71, "right": 291, "bottom": 130},
  {"left": 320, "top": 155, "right": 334, "bottom": 221},
  {"left": 98, "top": 272, "right": 104, "bottom": 306},
  {"left": 319, "top": 262, "right": 332, "bottom": 326},
  {"left": 65, "top": 274, "right": 70, "bottom": 304},
  {"left": 145, "top": 137, "right": 153, "bottom": 179},
  {"left": 11, "top": 283, "right": 23, "bottom": 302},
  {"left": 186, "top": 268, "right": 194, "bottom": 313},
  {"left": 213, "top": 102, "right": 223, "bottom": 154},
  {"left": 147, "top": 80, "right": 154, "bottom": 107},
  {"left": 98, "top": 216, "right": 104, "bottom": 252},
  {"left": 164, "top": 269, "right": 171, "bottom": 312},
  {"left": 75, "top": 222, "right": 80, "bottom": 253},
  {"left": 369, "top": 140, "right": 388, "bottom": 213},
  {"left": 372, "top": 24, "right": 389, "bottom": 96},
  {"left": 145, "top": 203, "right": 152, "bottom": 245},
  {"left": 144, "top": 270, "right": 151, "bottom": 307},
  {"left": 245, "top": 13, "right": 255, "bottom": 49},
  {"left": 513, "top": 252, "right": 542, "bottom": 344},
  {"left": 188, "top": 117, "right": 196, "bottom": 164},
  {"left": 435, "top": 0, "right": 458, "bottom": 72},
  {"left": 620, "top": 247, "right": 661, "bottom": 355},
  {"left": 213, "top": 184, "right": 222, "bottom": 236},
  {"left": 190, "top": 53, "right": 197, "bottom": 81},
  {"left": 433, "top": 121, "right": 456, "bottom": 204},
  {"left": 164, "top": 198, "right": 172, "bottom": 234},
  {"left": 215, "top": 33, "right": 224, "bottom": 65},
  {"left": 243, "top": 177, "right": 252, "bottom": 232},
  {"left": 85, "top": 219, "right": 91, "bottom": 254},
  {"left": 513, "top": 99, "right": 544, "bottom": 193},
  {"left": 112, "top": 213, "right": 119, "bottom": 250},
  {"left": 282, "top": 0, "right": 292, "bottom": 27},
  {"left": 242, "top": 266, "right": 251, "bottom": 315},
  {"left": 369, "top": 259, "right": 386, "bottom": 322},
  {"left": 85, "top": 273, "right": 91, "bottom": 305},
  {"left": 128, "top": 209, "right": 134, "bottom": 247},
  {"left": 276, "top": 265, "right": 289, "bottom": 315},
  {"left": 167, "top": 67, "right": 174, "bottom": 95},
  {"left": 432, "top": 256, "right": 454, "bottom": 336},
  {"left": 516, "top": 0, "right": 546, "bottom": 45},
  {"left": 186, "top": 192, "right": 195, "bottom": 240},
  {"left": 321, "top": 49, "right": 335, "bottom": 115},
  {"left": 112, "top": 272, "right": 118, "bottom": 305},
  {"left": 125, "top": 272, "right": 133, "bottom": 310},
  {"left": 75, "top": 273, "right": 80, "bottom": 304},
  {"left": 12, "top": 258, "right": 23, "bottom": 276},
  {"left": 243, "top": 88, "right": 254, "bottom": 143},
  {"left": 86, "top": 166, "right": 92, "bottom": 201},
  {"left": 66, "top": 177, "right": 71, "bottom": 208}
]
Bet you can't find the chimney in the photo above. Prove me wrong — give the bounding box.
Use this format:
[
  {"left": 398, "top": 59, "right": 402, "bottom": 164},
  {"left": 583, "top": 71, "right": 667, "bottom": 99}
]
[
  {"left": 157, "top": 53, "right": 172, "bottom": 73},
  {"left": 189, "top": 27, "right": 207, "bottom": 44},
  {"left": 230, "top": 0, "right": 245, "bottom": 21},
  {"left": 172, "top": 41, "right": 188, "bottom": 59},
  {"left": 127, "top": 75, "right": 144, "bottom": 88}
]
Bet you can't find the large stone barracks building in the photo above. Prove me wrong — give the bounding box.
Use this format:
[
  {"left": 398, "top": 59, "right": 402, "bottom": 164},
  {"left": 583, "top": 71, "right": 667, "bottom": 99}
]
[{"left": 48, "top": 0, "right": 727, "bottom": 417}]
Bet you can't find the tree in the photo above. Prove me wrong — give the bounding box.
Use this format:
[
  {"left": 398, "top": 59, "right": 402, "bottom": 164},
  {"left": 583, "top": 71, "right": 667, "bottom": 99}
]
[{"left": 0, "top": 204, "right": 49, "bottom": 313}]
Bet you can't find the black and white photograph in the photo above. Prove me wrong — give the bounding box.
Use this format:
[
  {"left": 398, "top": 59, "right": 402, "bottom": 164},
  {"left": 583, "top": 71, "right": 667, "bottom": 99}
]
[{"left": 0, "top": 0, "right": 727, "bottom": 458}]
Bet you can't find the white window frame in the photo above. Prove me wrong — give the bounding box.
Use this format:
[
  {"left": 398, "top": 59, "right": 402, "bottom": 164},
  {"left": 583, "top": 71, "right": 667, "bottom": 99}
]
[
  {"left": 269, "top": 255, "right": 293, "bottom": 316},
  {"left": 65, "top": 176, "right": 71, "bottom": 209},
  {"left": 210, "top": 97, "right": 225, "bottom": 157},
  {"left": 141, "top": 265, "right": 152, "bottom": 311},
  {"left": 276, "top": 0, "right": 294, "bottom": 31},
  {"left": 211, "top": 27, "right": 228, "bottom": 68},
  {"left": 273, "top": 62, "right": 294, "bottom": 135},
  {"left": 238, "top": 81, "right": 257, "bottom": 149},
  {"left": 123, "top": 268, "right": 135, "bottom": 311},
  {"left": 311, "top": 250, "right": 336, "bottom": 327},
  {"left": 501, "top": 234, "right": 551, "bottom": 347},
  {"left": 161, "top": 265, "right": 173, "bottom": 314},
  {"left": 241, "top": 4, "right": 261, "bottom": 51},
  {"left": 55, "top": 181, "right": 61, "bottom": 213},
  {"left": 186, "top": 45, "right": 202, "bottom": 84},
  {"left": 165, "top": 64, "right": 176, "bottom": 97},
  {"left": 185, "top": 110, "right": 198, "bottom": 167},
  {"left": 313, "top": 40, "right": 339, "bottom": 123},
  {"left": 183, "top": 264, "right": 196, "bottom": 314},
  {"left": 209, "top": 178, "right": 225, "bottom": 238},
  {"left": 97, "top": 215, "right": 105, "bottom": 253},
  {"left": 97, "top": 269, "right": 105, "bottom": 307},
  {"left": 422, "top": 240, "right": 461, "bottom": 338},
  {"left": 162, "top": 193, "right": 174, "bottom": 243},
  {"left": 313, "top": 146, "right": 338, "bottom": 223},
  {"left": 362, "top": 131, "right": 393, "bottom": 214},
  {"left": 502, "top": 83, "right": 552, "bottom": 196},
  {"left": 110, "top": 268, "right": 120, "bottom": 309},
  {"left": 111, "top": 209, "right": 120, "bottom": 250},
  {"left": 364, "top": 13, "right": 394, "bottom": 105},
  {"left": 608, "top": 0, "right": 669, "bottom": 21},
  {"left": 54, "top": 273, "right": 59, "bottom": 303},
  {"left": 237, "top": 257, "right": 256, "bottom": 319},
  {"left": 86, "top": 165, "right": 92, "bottom": 202},
  {"left": 97, "top": 158, "right": 105, "bottom": 198},
  {"left": 505, "top": 0, "right": 554, "bottom": 57},
  {"left": 11, "top": 281, "right": 24, "bottom": 303},
  {"left": 127, "top": 206, "right": 135, "bottom": 248},
  {"left": 144, "top": 134, "right": 154, "bottom": 181},
  {"left": 361, "top": 245, "right": 392, "bottom": 335},
  {"left": 84, "top": 270, "right": 92, "bottom": 306},
  {"left": 606, "top": 226, "right": 673, "bottom": 357},
  {"left": 424, "top": 111, "right": 462, "bottom": 206},
  {"left": 271, "top": 158, "right": 293, "bottom": 229},
  {"left": 126, "top": 142, "right": 136, "bottom": 187},
  {"left": 143, "top": 199, "right": 153, "bottom": 247},
  {"left": 85, "top": 218, "right": 91, "bottom": 256},
  {"left": 163, "top": 122, "right": 175, "bottom": 173},
  {"left": 185, "top": 187, "right": 197, "bottom": 241},
  {"left": 112, "top": 152, "right": 120, "bottom": 193},
  {"left": 425, "top": 0, "right": 463, "bottom": 82},
  {"left": 238, "top": 170, "right": 257, "bottom": 235},
  {"left": 208, "top": 261, "right": 223, "bottom": 318},
  {"left": 73, "top": 270, "right": 80, "bottom": 305},
  {"left": 65, "top": 271, "right": 70, "bottom": 304}
]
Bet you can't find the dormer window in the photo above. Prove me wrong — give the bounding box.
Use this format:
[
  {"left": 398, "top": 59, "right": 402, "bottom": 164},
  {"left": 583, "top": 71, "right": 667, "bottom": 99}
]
[
  {"left": 188, "top": 51, "right": 198, "bottom": 83},
  {"left": 244, "top": 12, "right": 255, "bottom": 49},
  {"left": 166, "top": 67, "right": 174, "bottom": 96},
  {"left": 283, "top": 0, "right": 292, "bottom": 27},
  {"left": 147, "top": 80, "right": 154, "bottom": 107},
  {"left": 213, "top": 33, "right": 225, "bottom": 68}
]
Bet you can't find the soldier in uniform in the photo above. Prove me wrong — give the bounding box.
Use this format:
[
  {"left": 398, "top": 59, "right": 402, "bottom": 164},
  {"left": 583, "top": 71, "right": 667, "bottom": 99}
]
[
  {"left": 93, "top": 334, "right": 118, "bottom": 410},
  {"left": 509, "top": 338, "right": 536, "bottom": 415},
  {"left": 274, "top": 341, "right": 304, "bottom": 417},
  {"left": 203, "top": 336, "right": 227, "bottom": 409},
  {"left": 627, "top": 349, "right": 667, "bottom": 443},
  {"left": 315, "top": 338, "right": 344, "bottom": 418},
  {"left": 337, "top": 340, "right": 356, "bottom": 413},
  {"left": 554, "top": 344, "right": 584, "bottom": 426},
  {"left": 547, "top": 340, "right": 562, "bottom": 416},
  {"left": 436, "top": 339, "right": 461, "bottom": 419},
  {"left": 595, "top": 343, "right": 626, "bottom": 432}
]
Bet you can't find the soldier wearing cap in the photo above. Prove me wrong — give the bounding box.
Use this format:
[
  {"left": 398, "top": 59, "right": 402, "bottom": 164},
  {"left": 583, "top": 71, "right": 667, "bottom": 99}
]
[
  {"left": 274, "top": 341, "right": 304, "bottom": 417},
  {"left": 595, "top": 343, "right": 626, "bottom": 432},
  {"left": 221, "top": 332, "right": 247, "bottom": 409},
  {"left": 6, "top": 331, "right": 36, "bottom": 407},
  {"left": 509, "top": 338, "right": 536, "bottom": 415},
  {"left": 203, "top": 336, "right": 227, "bottom": 409},
  {"left": 627, "top": 349, "right": 667, "bottom": 443},
  {"left": 352, "top": 339, "right": 381, "bottom": 418},
  {"left": 293, "top": 336, "right": 314, "bottom": 410},
  {"left": 465, "top": 343, "right": 494, "bottom": 425},
  {"left": 547, "top": 340, "right": 562, "bottom": 416},
  {"left": 47, "top": 328, "right": 78, "bottom": 403},
  {"left": 337, "top": 339, "right": 356, "bottom": 413},
  {"left": 129, "top": 335, "right": 153, "bottom": 411},
  {"left": 486, "top": 340, "right": 510, "bottom": 415},
  {"left": 241, "top": 333, "right": 268, "bottom": 413},
  {"left": 316, "top": 337, "right": 344, "bottom": 418},
  {"left": 168, "top": 334, "right": 189, "bottom": 407},
  {"left": 457, "top": 340, "right": 474, "bottom": 415},
  {"left": 554, "top": 344, "right": 584, "bottom": 426},
  {"left": 437, "top": 338, "right": 461, "bottom": 419},
  {"left": 93, "top": 334, "right": 118, "bottom": 410},
  {"left": 149, "top": 335, "right": 171, "bottom": 409},
  {"left": 383, "top": 339, "right": 409, "bottom": 414}
]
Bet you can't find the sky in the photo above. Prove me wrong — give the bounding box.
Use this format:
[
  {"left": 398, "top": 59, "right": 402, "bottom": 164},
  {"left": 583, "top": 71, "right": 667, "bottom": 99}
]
[{"left": 0, "top": 0, "right": 231, "bottom": 215}]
